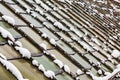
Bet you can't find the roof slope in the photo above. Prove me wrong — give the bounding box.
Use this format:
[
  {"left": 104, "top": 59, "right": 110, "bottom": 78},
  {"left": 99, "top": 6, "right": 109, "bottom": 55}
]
[{"left": 0, "top": 0, "right": 120, "bottom": 80}]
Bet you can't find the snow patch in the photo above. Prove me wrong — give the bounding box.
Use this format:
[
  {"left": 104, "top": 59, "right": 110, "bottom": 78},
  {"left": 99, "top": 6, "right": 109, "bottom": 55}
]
[
  {"left": 63, "top": 65, "right": 71, "bottom": 74},
  {"left": 54, "top": 21, "right": 64, "bottom": 30},
  {"left": 41, "top": 33, "right": 48, "bottom": 38},
  {"left": 2, "top": 15, "right": 15, "bottom": 25},
  {"left": 39, "top": 43, "right": 47, "bottom": 50},
  {"left": 87, "top": 64, "right": 120, "bottom": 80},
  {"left": 0, "top": 55, "right": 29, "bottom": 80},
  {"left": 0, "top": 26, "right": 15, "bottom": 41},
  {"left": 49, "top": 38, "right": 56, "bottom": 46},
  {"left": 44, "top": 70, "right": 55, "bottom": 79},
  {"left": 15, "top": 41, "right": 23, "bottom": 47},
  {"left": 15, "top": 46, "right": 31, "bottom": 59},
  {"left": 111, "top": 50, "right": 120, "bottom": 58},
  {"left": 38, "top": 64, "right": 45, "bottom": 72},
  {"left": 76, "top": 69, "right": 83, "bottom": 75},
  {"left": 53, "top": 59, "right": 64, "bottom": 68},
  {"left": 32, "top": 60, "right": 39, "bottom": 66}
]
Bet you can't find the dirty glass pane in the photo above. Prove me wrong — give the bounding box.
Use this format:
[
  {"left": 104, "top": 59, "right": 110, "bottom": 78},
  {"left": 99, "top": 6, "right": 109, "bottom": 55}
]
[
  {"left": 0, "top": 4, "right": 26, "bottom": 25},
  {"left": 21, "top": 14, "right": 43, "bottom": 27},
  {"left": 19, "top": 27, "right": 43, "bottom": 44},
  {"left": 33, "top": 56, "right": 59, "bottom": 71},
  {"left": 78, "top": 74, "right": 92, "bottom": 80},
  {"left": 11, "top": 59, "right": 49, "bottom": 80},
  {"left": 71, "top": 54, "right": 91, "bottom": 68},
  {"left": 4, "top": 0, "right": 15, "bottom": 4},
  {"left": 57, "top": 10, "right": 70, "bottom": 19},
  {"left": 0, "top": 65, "right": 16, "bottom": 80},
  {"left": 16, "top": 0, "right": 31, "bottom": 9},
  {"left": 69, "top": 42, "right": 86, "bottom": 54},
  {"left": 0, "top": 22, "right": 22, "bottom": 37},
  {"left": 51, "top": 11, "right": 63, "bottom": 20},
  {"left": 38, "top": 27, "right": 58, "bottom": 40},
  {"left": 42, "top": 21, "right": 59, "bottom": 32},
  {"left": 10, "top": 5, "right": 25, "bottom": 13},
  {"left": 31, "top": 11, "right": 46, "bottom": 22},
  {"left": 0, "top": 35, "right": 5, "bottom": 42},
  {"left": 0, "top": 45, "right": 20, "bottom": 59},
  {"left": 57, "top": 40, "right": 75, "bottom": 54},
  {"left": 56, "top": 73, "right": 73, "bottom": 80},
  {"left": 69, "top": 19, "right": 83, "bottom": 28},
  {"left": 68, "top": 31, "right": 80, "bottom": 40},
  {"left": 57, "top": 31, "right": 73, "bottom": 42},
  {"left": 18, "top": 38, "right": 40, "bottom": 54},
  {"left": 48, "top": 49, "right": 79, "bottom": 74}
]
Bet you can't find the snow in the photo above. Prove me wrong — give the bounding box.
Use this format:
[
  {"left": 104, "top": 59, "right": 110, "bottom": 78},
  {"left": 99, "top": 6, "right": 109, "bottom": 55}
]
[
  {"left": 30, "top": 23, "right": 34, "bottom": 27},
  {"left": 97, "top": 69, "right": 102, "bottom": 75},
  {"left": 53, "top": 7, "right": 59, "bottom": 11},
  {"left": 41, "top": 33, "right": 48, "bottom": 38},
  {"left": 39, "top": 43, "right": 47, "bottom": 50},
  {"left": 54, "top": 21, "right": 64, "bottom": 30},
  {"left": 46, "top": 16, "right": 55, "bottom": 22},
  {"left": 53, "top": 59, "right": 64, "bottom": 68},
  {"left": 35, "top": 6, "right": 44, "bottom": 15},
  {"left": 34, "top": 0, "right": 42, "bottom": 4},
  {"left": 31, "top": 13, "right": 37, "bottom": 18},
  {"left": 15, "top": 9, "right": 20, "bottom": 13},
  {"left": 0, "top": 26, "right": 15, "bottom": 41},
  {"left": 50, "top": 54, "right": 56, "bottom": 59},
  {"left": 104, "top": 72, "right": 111, "bottom": 76},
  {"left": 2, "top": 15, "right": 15, "bottom": 25},
  {"left": 38, "top": 64, "right": 45, "bottom": 72},
  {"left": 15, "top": 46, "right": 31, "bottom": 59},
  {"left": 44, "top": 70, "right": 55, "bottom": 79},
  {"left": 49, "top": 38, "right": 56, "bottom": 46},
  {"left": 76, "top": 69, "right": 83, "bottom": 75},
  {"left": 8, "top": 40, "right": 13, "bottom": 45},
  {"left": 15, "top": 41, "right": 23, "bottom": 47},
  {"left": 32, "top": 60, "right": 39, "bottom": 66},
  {"left": 111, "top": 50, "right": 120, "bottom": 58},
  {"left": 87, "top": 64, "right": 120, "bottom": 80},
  {"left": 63, "top": 65, "right": 71, "bottom": 74},
  {"left": 26, "top": 8, "right": 30, "bottom": 14},
  {"left": 0, "top": 55, "right": 28, "bottom": 80}
]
